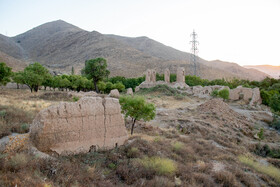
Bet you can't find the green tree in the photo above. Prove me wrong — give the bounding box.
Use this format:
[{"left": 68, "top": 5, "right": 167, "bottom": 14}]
[
  {"left": 81, "top": 58, "right": 110, "bottom": 93},
  {"left": 12, "top": 71, "right": 25, "bottom": 89},
  {"left": 119, "top": 96, "right": 156, "bottom": 135},
  {"left": 42, "top": 74, "right": 53, "bottom": 90},
  {"left": 0, "top": 62, "right": 12, "bottom": 86},
  {"left": 269, "top": 93, "right": 280, "bottom": 112},
  {"left": 22, "top": 62, "right": 50, "bottom": 92}
]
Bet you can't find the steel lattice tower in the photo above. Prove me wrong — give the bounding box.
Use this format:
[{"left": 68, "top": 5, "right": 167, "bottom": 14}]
[{"left": 190, "top": 30, "right": 199, "bottom": 76}]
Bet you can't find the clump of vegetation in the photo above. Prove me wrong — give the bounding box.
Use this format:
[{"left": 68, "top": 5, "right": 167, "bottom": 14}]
[
  {"left": 270, "top": 116, "right": 280, "bottom": 131},
  {"left": 239, "top": 155, "right": 280, "bottom": 183},
  {"left": 97, "top": 81, "right": 125, "bottom": 93},
  {"left": 72, "top": 96, "right": 80, "bottom": 102},
  {"left": 119, "top": 96, "right": 156, "bottom": 135},
  {"left": 126, "top": 147, "right": 139, "bottom": 158},
  {"left": 254, "top": 144, "right": 280, "bottom": 159},
  {"left": 211, "top": 89, "right": 219, "bottom": 97},
  {"left": 171, "top": 141, "right": 184, "bottom": 152},
  {"left": 269, "top": 93, "right": 280, "bottom": 112},
  {"left": 211, "top": 89, "right": 229, "bottom": 100},
  {"left": 257, "top": 128, "right": 264, "bottom": 140},
  {"left": 218, "top": 89, "right": 229, "bottom": 100},
  {"left": 8, "top": 153, "right": 30, "bottom": 171},
  {"left": 137, "top": 157, "right": 177, "bottom": 176},
  {"left": 0, "top": 105, "right": 33, "bottom": 138},
  {"left": 0, "top": 62, "right": 12, "bottom": 86}
]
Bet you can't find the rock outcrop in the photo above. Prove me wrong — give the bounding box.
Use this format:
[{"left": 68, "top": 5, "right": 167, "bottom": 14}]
[
  {"left": 109, "top": 89, "right": 120, "bottom": 98},
  {"left": 30, "top": 97, "right": 128, "bottom": 155}
]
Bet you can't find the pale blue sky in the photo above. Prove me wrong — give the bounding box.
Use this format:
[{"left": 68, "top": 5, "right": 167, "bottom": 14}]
[{"left": 0, "top": 0, "right": 279, "bottom": 66}]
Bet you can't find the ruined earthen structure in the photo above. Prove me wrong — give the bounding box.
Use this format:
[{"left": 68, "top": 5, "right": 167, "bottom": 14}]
[
  {"left": 145, "top": 69, "right": 151, "bottom": 82},
  {"left": 151, "top": 69, "right": 156, "bottom": 83},
  {"left": 229, "top": 86, "right": 261, "bottom": 105},
  {"left": 30, "top": 97, "right": 128, "bottom": 155},
  {"left": 136, "top": 67, "right": 189, "bottom": 90},
  {"left": 165, "top": 68, "right": 170, "bottom": 83},
  {"left": 176, "top": 67, "right": 185, "bottom": 83},
  {"left": 127, "top": 88, "right": 133, "bottom": 96}
]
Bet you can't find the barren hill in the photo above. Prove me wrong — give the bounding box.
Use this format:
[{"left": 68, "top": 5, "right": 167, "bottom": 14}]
[
  {"left": 244, "top": 65, "right": 280, "bottom": 79},
  {"left": 0, "top": 20, "right": 269, "bottom": 80}
]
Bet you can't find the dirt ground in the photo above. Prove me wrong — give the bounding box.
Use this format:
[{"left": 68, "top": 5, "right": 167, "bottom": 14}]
[{"left": 0, "top": 88, "right": 280, "bottom": 186}]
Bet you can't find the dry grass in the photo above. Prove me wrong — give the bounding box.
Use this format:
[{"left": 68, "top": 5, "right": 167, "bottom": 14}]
[
  {"left": 136, "top": 156, "right": 177, "bottom": 176},
  {"left": 239, "top": 155, "right": 280, "bottom": 183}
]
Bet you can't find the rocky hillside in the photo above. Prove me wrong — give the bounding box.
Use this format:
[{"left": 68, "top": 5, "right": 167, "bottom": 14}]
[
  {"left": 0, "top": 20, "right": 269, "bottom": 80},
  {"left": 244, "top": 65, "right": 280, "bottom": 79}
]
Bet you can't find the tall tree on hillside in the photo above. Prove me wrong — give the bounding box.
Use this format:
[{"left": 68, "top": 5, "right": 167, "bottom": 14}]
[
  {"left": 81, "top": 58, "right": 110, "bottom": 92},
  {"left": 0, "top": 62, "right": 12, "bottom": 86},
  {"left": 22, "top": 62, "right": 51, "bottom": 92}
]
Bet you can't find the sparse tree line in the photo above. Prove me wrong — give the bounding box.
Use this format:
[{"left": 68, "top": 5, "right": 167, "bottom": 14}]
[
  {"left": 0, "top": 58, "right": 144, "bottom": 94},
  {"left": 1, "top": 59, "right": 280, "bottom": 112}
]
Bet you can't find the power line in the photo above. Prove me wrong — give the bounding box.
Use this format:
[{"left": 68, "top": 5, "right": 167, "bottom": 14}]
[{"left": 190, "top": 30, "right": 199, "bottom": 76}]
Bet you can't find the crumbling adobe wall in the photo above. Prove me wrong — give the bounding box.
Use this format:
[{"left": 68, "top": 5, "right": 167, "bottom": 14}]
[{"left": 30, "top": 97, "right": 128, "bottom": 155}]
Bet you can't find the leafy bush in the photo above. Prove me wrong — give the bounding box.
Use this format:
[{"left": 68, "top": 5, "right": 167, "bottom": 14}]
[
  {"left": 105, "top": 82, "right": 114, "bottom": 93},
  {"left": 113, "top": 82, "right": 125, "bottom": 92},
  {"left": 218, "top": 89, "right": 229, "bottom": 100},
  {"left": 269, "top": 93, "right": 280, "bottom": 112},
  {"left": 185, "top": 75, "right": 209, "bottom": 86},
  {"left": 211, "top": 89, "right": 219, "bottom": 97},
  {"left": 72, "top": 96, "right": 80, "bottom": 102},
  {"left": 137, "top": 157, "right": 177, "bottom": 176}
]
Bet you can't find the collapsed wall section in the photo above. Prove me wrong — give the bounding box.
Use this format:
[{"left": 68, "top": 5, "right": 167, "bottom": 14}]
[{"left": 30, "top": 97, "right": 128, "bottom": 155}]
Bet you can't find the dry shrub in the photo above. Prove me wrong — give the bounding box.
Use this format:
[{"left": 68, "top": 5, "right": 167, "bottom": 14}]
[
  {"left": 0, "top": 105, "right": 34, "bottom": 138},
  {"left": 126, "top": 147, "right": 140, "bottom": 158},
  {"left": 116, "top": 160, "right": 155, "bottom": 184},
  {"left": 191, "top": 173, "right": 216, "bottom": 187},
  {"left": 142, "top": 176, "right": 174, "bottom": 187},
  {"left": 137, "top": 156, "right": 177, "bottom": 176},
  {"left": 7, "top": 153, "right": 30, "bottom": 171},
  {"left": 233, "top": 168, "right": 256, "bottom": 187},
  {"left": 238, "top": 155, "right": 280, "bottom": 183},
  {"left": 171, "top": 141, "right": 184, "bottom": 152},
  {"left": 268, "top": 158, "right": 280, "bottom": 169},
  {"left": 214, "top": 171, "right": 239, "bottom": 187}
]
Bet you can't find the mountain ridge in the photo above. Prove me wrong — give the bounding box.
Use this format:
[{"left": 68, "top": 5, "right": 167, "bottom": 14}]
[{"left": 0, "top": 20, "right": 270, "bottom": 80}]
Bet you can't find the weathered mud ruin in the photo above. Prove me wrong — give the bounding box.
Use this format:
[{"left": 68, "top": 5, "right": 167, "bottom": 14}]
[{"left": 30, "top": 96, "right": 128, "bottom": 155}]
